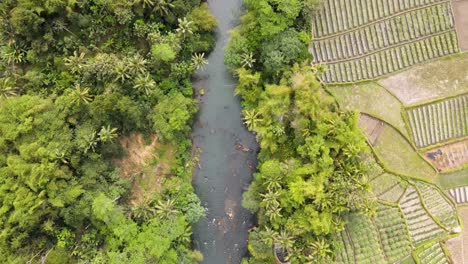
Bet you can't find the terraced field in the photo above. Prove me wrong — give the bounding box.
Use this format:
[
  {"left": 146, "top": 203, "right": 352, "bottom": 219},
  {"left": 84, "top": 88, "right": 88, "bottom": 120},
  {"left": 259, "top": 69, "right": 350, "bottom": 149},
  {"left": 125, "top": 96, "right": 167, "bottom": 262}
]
[
  {"left": 417, "top": 242, "right": 450, "bottom": 264},
  {"left": 448, "top": 186, "right": 468, "bottom": 204},
  {"left": 416, "top": 182, "right": 459, "bottom": 230},
  {"left": 310, "top": 0, "right": 460, "bottom": 83},
  {"left": 406, "top": 94, "right": 468, "bottom": 148},
  {"left": 374, "top": 204, "right": 412, "bottom": 263},
  {"left": 335, "top": 175, "right": 459, "bottom": 263},
  {"left": 399, "top": 186, "right": 447, "bottom": 245}
]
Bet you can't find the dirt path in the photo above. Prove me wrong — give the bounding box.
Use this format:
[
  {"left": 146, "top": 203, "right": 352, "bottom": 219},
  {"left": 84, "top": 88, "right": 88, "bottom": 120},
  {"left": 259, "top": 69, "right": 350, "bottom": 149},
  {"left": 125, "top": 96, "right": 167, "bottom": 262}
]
[
  {"left": 453, "top": 0, "right": 468, "bottom": 51},
  {"left": 424, "top": 139, "right": 468, "bottom": 172}
]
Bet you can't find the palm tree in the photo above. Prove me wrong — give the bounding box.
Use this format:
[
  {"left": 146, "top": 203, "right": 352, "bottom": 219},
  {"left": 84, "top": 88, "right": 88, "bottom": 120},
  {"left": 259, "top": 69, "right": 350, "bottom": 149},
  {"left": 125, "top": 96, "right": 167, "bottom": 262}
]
[
  {"left": 242, "top": 109, "right": 262, "bottom": 130},
  {"left": 241, "top": 52, "right": 256, "bottom": 68},
  {"left": 153, "top": 0, "right": 174, "bottom": 17},
  {"left": 191, "top": 53, "right": 208, "bottom": 71},
  {"left": 276, "top": 230, "right": 294, "bottom": 250},
  {"left": 98, "top": 126, "right": 118, "bottom": 143},
  {"left": 177, "top": 224, "right": 192, "bottom": 244},
  {"left": 134, "top": 0, "right": 155, "bottom": 8},
  {"left": 3, "top": 45, "right": 26, "bottom": 65},
  {"left": 262, "top": 173, "right": 282, "bottom": 191},
  {"left": 64, "top": 51, "right": 87, "bottom": 74},
  {"left": 285, "top": 247, "right": 303, "bottom": 263},
  {"left": 130, "top": 197, "right": 156, "bottom": 222},
  {"left": 265, "top": 205, "right": 282, "bottom": 222},
  {"left": 155, "top": 199, "right": 178, "bottom": 219},
  {"left": 261, "top": 190, "right": 280, "bottom": 209},
  {"left": 260, "top": 226, "right": 278, "bottom": 245},
  {"left": 128, "top": 54, "right": 148, "bottom": 75},
  {"left": 83, "top": 131, "right": 98, "bottom": 153},
  {"left": 51, "top": 150, "right": 68, "bottom": 164},
  {"left": 176, "top": 17, "right": 194, "bottom": 37},
  {"left": 70, "top": 84, "right": 93, "bottom": 104},
  {"left": 113, "top": 61, "right": 130, "bottom": 83},
  {"left": 309, "top": 238, "right": 332, "bottom": 260},
  {"left": 0, "top": 77, "right": 18, "bottom": 97},
  {"left": 133, "top": 73, "right": 157, "bottom": 95}
]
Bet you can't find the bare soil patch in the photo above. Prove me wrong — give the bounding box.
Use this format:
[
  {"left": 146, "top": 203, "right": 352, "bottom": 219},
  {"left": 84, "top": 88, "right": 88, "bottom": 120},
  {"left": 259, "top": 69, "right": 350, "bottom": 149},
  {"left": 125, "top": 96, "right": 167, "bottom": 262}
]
[
  {"left": 448, "top": 207, "right": 468, "bottom": 264},
  {"left": 424, "top": 139, "right": 468, "bottom": 172},
  {"left": 114, "top": 133, "right": 174, "bottom": 205},
  {"left": 453, "top": 0, "right": 468, "bottom": 51},
  {"left": 358, "top": 114, "right": 385, "bottom": 146}
]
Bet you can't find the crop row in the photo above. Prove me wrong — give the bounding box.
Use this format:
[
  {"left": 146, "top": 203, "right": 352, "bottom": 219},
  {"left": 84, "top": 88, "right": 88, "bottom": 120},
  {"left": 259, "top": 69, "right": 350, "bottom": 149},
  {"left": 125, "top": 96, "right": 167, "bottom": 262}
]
[
  {"left": 416, "top": 182, "right": 459, "bottom": 229},
  {"left": 335, "top": 231, "right": 354, "bottom": 264},
  {"left": 311, "top": 3, "right": 454, "bottom": 62},
  {"left": 374, "top": 204, "right": 412, "bottom": 263},
  {"left": 417, "top": 242, "right": 449, "bottom": 264},
  {"left": 320, "top": 31, "right": 458, "bottom": 83},
  {"left": 399, "top": 186, "right": 446, "bottom": 245},
  {"left": 379, "top": 183, "right": 406, "bottom": 203},
  {"left": 406, "top": 94, "right": 468, "bottom": 148},
  {"left": 312, "top": 0, "right": 449, "bottom": 38},
  {"left": 347, "top": 214, "right": 387, "bottom": 264},
  {"left": 448, "top": 186, "right": 468, "bottom": 204}
]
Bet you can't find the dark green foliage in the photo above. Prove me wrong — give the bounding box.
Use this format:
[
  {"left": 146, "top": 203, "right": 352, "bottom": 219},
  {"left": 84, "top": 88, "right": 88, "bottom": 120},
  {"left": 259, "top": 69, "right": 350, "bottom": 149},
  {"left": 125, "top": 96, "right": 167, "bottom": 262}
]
[{"left": 0, "top": 0, "right": 217, "bottom": 262}]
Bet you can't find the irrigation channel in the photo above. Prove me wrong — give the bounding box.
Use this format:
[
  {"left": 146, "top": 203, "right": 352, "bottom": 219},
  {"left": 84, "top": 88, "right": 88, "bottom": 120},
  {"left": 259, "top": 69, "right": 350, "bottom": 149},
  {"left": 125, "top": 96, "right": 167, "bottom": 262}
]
[{"left": 191, "top": 0, "right": 259, "bottom": 263}]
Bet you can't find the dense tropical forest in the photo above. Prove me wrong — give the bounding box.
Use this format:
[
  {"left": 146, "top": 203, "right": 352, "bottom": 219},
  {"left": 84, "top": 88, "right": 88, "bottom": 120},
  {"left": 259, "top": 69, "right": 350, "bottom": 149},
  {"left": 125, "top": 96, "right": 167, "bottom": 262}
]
[
  {"left": 225, "top": 0, "right": 376, "bottom": 263},
  {"left": 0, "top": 0, "right": 217, "bottom": 262}
]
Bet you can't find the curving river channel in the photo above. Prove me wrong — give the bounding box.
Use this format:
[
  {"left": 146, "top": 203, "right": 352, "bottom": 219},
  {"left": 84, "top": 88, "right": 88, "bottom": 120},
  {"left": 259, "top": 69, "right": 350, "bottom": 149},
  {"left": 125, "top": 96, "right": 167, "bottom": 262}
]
[{"left": 191, "top": 0, "right": 259, "bottom": 263}]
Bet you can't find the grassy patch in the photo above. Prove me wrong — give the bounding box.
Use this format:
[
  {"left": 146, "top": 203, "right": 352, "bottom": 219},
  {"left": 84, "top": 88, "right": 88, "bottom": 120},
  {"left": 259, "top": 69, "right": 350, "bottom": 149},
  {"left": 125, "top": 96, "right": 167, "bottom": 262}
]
[
  {"left": 329, "top": 82, "right": 409, "bottom": 139},
  {"left": 370, "top": 173, "right": 400, "bottom": 197},
  {"left": 373, "top": 125, "right": 437, "bottom": 182},
  {"left": 438, "top": 168, "right": 468, "bottom": 189},
  {"left": 379, "top": 53, "right": 468, "bottom": 105}
]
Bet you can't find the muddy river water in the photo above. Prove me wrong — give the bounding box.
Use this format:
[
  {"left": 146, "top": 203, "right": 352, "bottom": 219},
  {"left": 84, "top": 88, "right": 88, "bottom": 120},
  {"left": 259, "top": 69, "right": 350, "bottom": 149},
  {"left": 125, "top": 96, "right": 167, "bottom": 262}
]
[{"left": 191, "top": 0, "right": 259, "bottom": 263}]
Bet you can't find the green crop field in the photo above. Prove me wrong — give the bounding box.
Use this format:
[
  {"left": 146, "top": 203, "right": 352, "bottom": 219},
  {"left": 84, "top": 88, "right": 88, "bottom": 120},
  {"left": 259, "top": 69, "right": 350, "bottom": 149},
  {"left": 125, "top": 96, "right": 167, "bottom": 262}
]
[
  {"left": 406, "top": 94, "right": 468, "bottom": 148},
  {"left": 310, "top": 0, "right": 460, "bottom": 83},
  {"left": 416, "top": 242, "right": 450, "bottom": 264},
  {"left": 334, "top": 174, "right": 458, "bottom": 264}
]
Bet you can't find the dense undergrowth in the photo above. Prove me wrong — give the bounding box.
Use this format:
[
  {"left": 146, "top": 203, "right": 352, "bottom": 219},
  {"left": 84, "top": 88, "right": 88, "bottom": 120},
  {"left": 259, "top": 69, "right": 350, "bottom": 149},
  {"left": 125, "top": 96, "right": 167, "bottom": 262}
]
[
  {"left": 0, "top": 0, "right": 217, "bottom": 263},
  {"left": 225, "top": 0, "right": 376, "bottom": 263}
]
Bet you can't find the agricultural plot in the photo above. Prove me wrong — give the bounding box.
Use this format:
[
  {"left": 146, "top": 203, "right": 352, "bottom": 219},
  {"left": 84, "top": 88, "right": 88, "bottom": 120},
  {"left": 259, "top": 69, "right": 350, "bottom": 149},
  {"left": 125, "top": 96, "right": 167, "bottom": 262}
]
[
  {"left": 370, "top": 173, "right": 401, "bottom": 197},
  {"left": 425, "top": 139, "right": 468, "bottom": 172},
  {"left": 374, "top": 204, "right": 412, "bottom": 263},
  {"left": 329, "top": 83, "right": 409, "bottom": 139},
  {"left": 373, "top": 125, "right": 437, "bottom": 181},
  {"left": 378, "top": 181, "right": 407, "bottom": 203},
  {"left": 310, "top": 0, "right": 460, "bottom": 83},
  {"left": 345, "top": 214, "right": 387, "bottom": 264},
  {"left": 379, "top": 53, "right": 468, "bottom": 105},
  {"left": 448, "top": 186, "right": 468, "bottom": 204},
  {"left": 399, "top": 186, "right": 447, "bottom": 245},
  {"left": 452, "top": 0, "right": 468, "bottom": 51},
  {"left": 416, "top": 182, "right": 459, "bottom": 230},
  {"left": 416, "top": 242, "right": 450, "bottom": 264},
  {"left": 406, "top": 94, "right": 468, "bottom": 148}
]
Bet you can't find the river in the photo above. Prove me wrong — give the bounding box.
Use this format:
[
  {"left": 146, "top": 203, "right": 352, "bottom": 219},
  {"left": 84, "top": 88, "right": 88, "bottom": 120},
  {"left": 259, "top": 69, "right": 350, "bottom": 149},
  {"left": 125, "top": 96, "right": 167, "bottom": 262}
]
[{"left": 191, "top": 0, "right": 259, "bottom": 263}]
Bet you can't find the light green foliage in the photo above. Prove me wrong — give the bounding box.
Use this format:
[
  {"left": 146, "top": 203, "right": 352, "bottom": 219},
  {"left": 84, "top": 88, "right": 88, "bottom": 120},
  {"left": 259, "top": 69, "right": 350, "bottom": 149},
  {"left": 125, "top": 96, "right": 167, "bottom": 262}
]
[
  {"left": 152, "top": 43, "right": 177, "bottom": 62},
  {"left": 151, "top": 91, "right": 197, "bottom": 141}
]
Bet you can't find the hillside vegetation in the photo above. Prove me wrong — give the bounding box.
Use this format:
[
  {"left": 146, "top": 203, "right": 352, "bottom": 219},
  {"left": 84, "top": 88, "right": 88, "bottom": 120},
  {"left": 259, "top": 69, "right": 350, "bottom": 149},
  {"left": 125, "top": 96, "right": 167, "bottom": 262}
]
[{"left": 0, "top": 0, "right": 216, "bottom": 263}]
